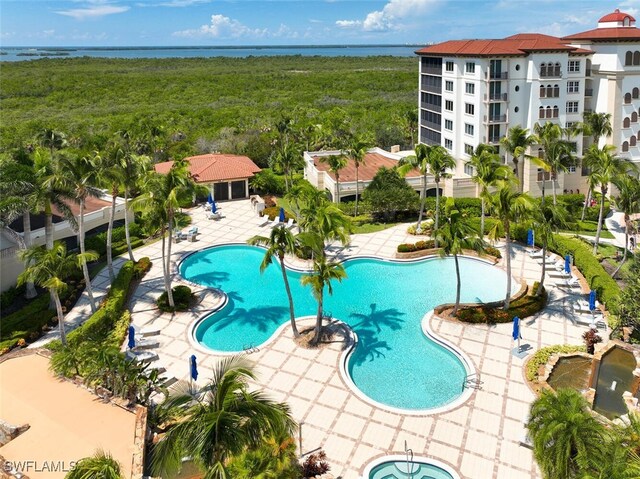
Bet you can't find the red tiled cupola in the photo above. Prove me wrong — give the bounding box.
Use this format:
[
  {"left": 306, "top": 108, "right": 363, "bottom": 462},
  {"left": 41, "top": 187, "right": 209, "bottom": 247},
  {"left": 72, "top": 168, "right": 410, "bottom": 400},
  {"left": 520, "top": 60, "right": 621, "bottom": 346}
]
[{"left": 598, "top": 8, "right": 635, "bottom": 24}]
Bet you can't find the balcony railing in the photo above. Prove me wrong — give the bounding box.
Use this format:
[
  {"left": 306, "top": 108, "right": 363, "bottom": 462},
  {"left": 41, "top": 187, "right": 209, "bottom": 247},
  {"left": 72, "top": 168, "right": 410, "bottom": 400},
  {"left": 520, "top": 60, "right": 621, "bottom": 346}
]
[
  {"left": 421, "top": 65, "right": 442, "bottom": 75},
  {"left": 585, "top": 88, "right": 593, "bottom": 97},
  {"left": 540, "top": 70, "right": 562, "bottom": 78},
  {"left": 488, "top": 137, "right": 501, "bottom": 144},
  {"left": 484, "top": 114, "right": 507, "bottom": 123},
  {"left": 586, "top": 68, "right": 592, "bottom": 77},
  {"left": 489, "top": 71, "right": 509, "bottom": 80},
  {"left": 422, "top": 103, "right": 441, "bottom": 113},
  {"left": 421, "top": 82, "right": 442, "bottom": 93},
  {"left": 484, "top": 92, "right": 508, "bottom": 101},
  {"left": 537, "top": 171, "right": 557, "bottom": 181},
  {"left": 583, "top": 108, "right": 593, "bottom": 114}
]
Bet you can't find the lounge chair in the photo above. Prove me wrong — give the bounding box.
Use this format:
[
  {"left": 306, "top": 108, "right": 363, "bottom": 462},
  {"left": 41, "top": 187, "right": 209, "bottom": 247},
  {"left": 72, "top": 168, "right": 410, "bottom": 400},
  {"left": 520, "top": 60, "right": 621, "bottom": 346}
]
[
  {"left": 269, "top": 217, "right": 282, "bottom": 228},
  {"left": 285, "top": 218, "right": 295, "bottom": 229},
  {"left": 547, "top": 270, "right": 572, "bottom": 279},
  {"left": 528, "top": 249, "right": 544, "bottom": 258},
  {"left": 126, "top": 350, "right": 159, "bottom": 363},
  {"left": 207, "top": 211, "right": 221, "bottom": 220},
  {"left": 554, "top": 276, "right": 580, "bottom": 288},
  {"left": 188, "top": 226, "right": 198, "bottom": 235},
  {"left": 572, "top": 300, "right": 602, "bottom": 314},
  {"left": 173, "top": 231, "right": 183, "bottom": 243},
  {"left": 537, "top": 255, "right": 557, "bottom": 265},
  {"left": 572, "top": 314, "right": 606, "bottom": 329}
]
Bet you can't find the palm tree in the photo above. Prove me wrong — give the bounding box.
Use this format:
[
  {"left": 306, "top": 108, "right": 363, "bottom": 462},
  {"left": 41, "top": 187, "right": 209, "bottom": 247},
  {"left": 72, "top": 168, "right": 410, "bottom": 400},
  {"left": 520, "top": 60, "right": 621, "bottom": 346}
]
[
  {"left": 320, "top": 153, "right": 347, "bottom": 203},
  {"left": 612, "top": 175, "right": 640, "bottom": 278},
  {"left": 468, "top": 144, "right": 512, "bottom": 237},
  {"left": 535, "top": 138, "right": 576, "bottom": 205},
  {"left": 345, "top": 136, "right": 370, "bottom": 216},
  {"left": 398, "top": 143, "right": 430, "bottom": 231},
  {"left": 272, "top": 143, "right": 302, "bottom": 192},
  {"left": 532, "top": 202, "right": 569, "bottom": 294},
  {"left": 488, "top": 182, "right": 533, "bottom": 309},
  {"left": 583, "top": 145, "right": 633, "bottom": 254},
  {"left": 533, "top": 122, "right": 565, "bottom": 204},
  {"left": 579, "top": 112, "right": 613, "bottom": 219},
  {"left": 18, "top": 242, "right": 97, "bottom": 346},
  {"left": 527, "top": 388, "right": 607, "bottom": 479},
  {"left": 248, "top": 226, "right": 300, "bottom": 338},
  {"left": 37, "top": 128, "right": 67, "bottom": 162},
  {"left": 425, "top": 145, "right": 456, "bottom": 247},
  {"left": 56, "top": 154, "right": 103, "bottom": 313},
  {"left": 66, "top": 450, "right": 122, "bottom": 479},
  {"left": 300, "top": 245, "right": 347, "bottom": 345},
  {"left": 434, "top": 198, "right": 485, "bottom": 316},
  {"left": 500, "top": 125, "right": 537, "bottom": 192},
  {"left": 151, "top": 357, "right": 295, "bottom": 479}
]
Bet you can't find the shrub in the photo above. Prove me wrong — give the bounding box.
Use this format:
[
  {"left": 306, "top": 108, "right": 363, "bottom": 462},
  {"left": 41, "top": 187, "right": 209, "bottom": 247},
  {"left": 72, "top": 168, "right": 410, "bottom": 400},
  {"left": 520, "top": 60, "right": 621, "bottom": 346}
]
[
  {"left": 397, "top": 243, "right": 417, "bottom": 253},
  {"left": 250, "top": 168, "right": 286, "bottom": 195},
  {"left": 456, "top": 284, "right": 547, "bottom": 324},
  {"left": 262, "top": 206, "right": 292, "bottom": 221},
  {"left": 0, "top": 284, "right": 26, "bottom": 311},
  {"left": 557, "top": 194, "right": 585, "bottom": 215},
  {"left": 133, "top": 257, "right": 152, "bottom": 279},
  {"left": 407, "top": 220, "right": 433, "bottom": 235},
  {"left": 301, "top": 450, "right": 330, "bottom": 478},
  {"left": 85, "top": 223, "right": 143, "bottom": 256},
  {"left": 484, "top": 245, "right": 502, "bottom": 259},
  {"left": 526, "top": 344, "right": 586, "bottom": 382},
  {"left": 469, "top": 217, "right": 504, "bottom": 237},
  {"left": 453, "top": 197, "right": 482, "bottom": 217},
  {"left": 157, "top": 285, "right": 195, "bottom": 312},
  {"left": 112, "top": 237, "right": 143, "bottom": 257}
]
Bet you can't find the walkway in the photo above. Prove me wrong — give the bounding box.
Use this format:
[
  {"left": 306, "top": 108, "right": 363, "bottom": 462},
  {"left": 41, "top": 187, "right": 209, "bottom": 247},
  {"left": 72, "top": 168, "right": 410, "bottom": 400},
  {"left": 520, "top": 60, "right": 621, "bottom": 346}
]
[
  {"left": 41, "top": 200, "right": 602, "bottom": 479},
  {"left": 604, "top": 210, "right": 628, "bottom": 248}
]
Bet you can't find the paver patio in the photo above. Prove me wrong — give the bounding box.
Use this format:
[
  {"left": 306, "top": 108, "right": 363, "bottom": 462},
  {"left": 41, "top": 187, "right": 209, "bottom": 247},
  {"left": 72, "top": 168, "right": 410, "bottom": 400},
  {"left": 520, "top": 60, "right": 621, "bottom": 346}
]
[{"left": 35, "top": 199, "right": 606, "bottom": 479}]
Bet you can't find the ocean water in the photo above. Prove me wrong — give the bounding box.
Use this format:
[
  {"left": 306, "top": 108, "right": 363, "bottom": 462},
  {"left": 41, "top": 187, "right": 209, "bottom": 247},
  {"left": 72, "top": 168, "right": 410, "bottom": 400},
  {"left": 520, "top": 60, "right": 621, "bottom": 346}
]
[
  {"left": 0, "top": 45, "right": 420, "bottom": 62},
  {"left": 181, "top": 244, "right": 514, "bottom": 411}
]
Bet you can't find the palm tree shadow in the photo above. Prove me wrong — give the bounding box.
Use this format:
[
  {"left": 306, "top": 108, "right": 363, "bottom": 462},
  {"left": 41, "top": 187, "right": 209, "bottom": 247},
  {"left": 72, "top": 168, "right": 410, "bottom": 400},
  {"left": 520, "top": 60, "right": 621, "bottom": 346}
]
[
  {"left": 348, "top": 303, "right": 405, "bottom": 366},
  {"left": 209, "top": 296, "right": 287, "bottom": 333},
  {"left": 184, "top": 271, "right": 231, "bottom": 287}
]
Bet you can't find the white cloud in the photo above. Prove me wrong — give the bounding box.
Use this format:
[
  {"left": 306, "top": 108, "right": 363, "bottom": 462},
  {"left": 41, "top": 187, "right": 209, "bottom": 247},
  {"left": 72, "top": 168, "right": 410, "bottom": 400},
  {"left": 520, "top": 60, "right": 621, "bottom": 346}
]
[
  {"left": 336, "top": 0, "right": 437, "bottom": 32},
  {"left": 136, "top": 0, "right": 211, "bottom": 7},
  {"left": 56, "top": 4, "right": 129, "bottom": 20},
  {"left": 173, "top": 14, "right": 268, "bottom": 38}
]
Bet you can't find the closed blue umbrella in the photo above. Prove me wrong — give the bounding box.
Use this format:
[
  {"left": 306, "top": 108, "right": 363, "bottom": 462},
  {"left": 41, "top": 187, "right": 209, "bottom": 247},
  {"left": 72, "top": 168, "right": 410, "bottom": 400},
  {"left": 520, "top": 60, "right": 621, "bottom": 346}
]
[
  {"left": 512, "top": 316, "right": 521, "bottom": 352},
  {"left": 589, "top": 290, "right": 596, "bottom": 311},
  {"left": 207, "top": 192, "right": 213, "bottom": 204},
  {"left": 564, "top": 255, "right": 571, "bottom": 274},
  {"left": 527, "top": 229, "right": 534, "bottom": 247},
  {"left": 279, "top": 207, "right": 286, "bottom": 223},
  {"left": 211, "top": 201, "right": 217, "bottom": 214},
  {"left": 127, "top": 326, "right": 136, "bottom": 349},
  {"left": 190, "top": 354, "right": 198, "bottom": 381}
]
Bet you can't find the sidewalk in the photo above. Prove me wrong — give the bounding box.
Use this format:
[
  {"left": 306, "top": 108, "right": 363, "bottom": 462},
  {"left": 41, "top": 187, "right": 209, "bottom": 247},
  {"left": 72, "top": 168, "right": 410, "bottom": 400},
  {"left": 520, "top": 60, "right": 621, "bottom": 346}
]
[{"left": 604, "top": 210, "right": 628, "bottom": 248}]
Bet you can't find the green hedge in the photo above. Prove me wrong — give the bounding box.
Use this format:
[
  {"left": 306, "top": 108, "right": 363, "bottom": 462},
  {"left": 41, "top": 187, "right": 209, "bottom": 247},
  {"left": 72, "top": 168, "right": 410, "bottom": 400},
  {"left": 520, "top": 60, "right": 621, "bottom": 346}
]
[
  {"left": 262, "top": 206, "right": 293, "bottom": 221},
  {"left": 468, "top": 217, "right": 504, "bottom": 237},
  {"left": 456, "top": 283, "right": 547, "bottom": 324},
  {"left": 397, "top": 240, "right": 435, "bottom": 253},
  {"left": 453, "top": 197, "right": 482, "bottom": 217},
  {"left": 526, "top": 344, "right": 586, "bottom": 382},
  {"left": 157, "top": 285, "right": 194, "bottom": 312},
  {"left": 85, "top": 223, "right": 143, "bottom": 256},
  {"left": 0, "top": 284, "right": 26, "bottom": 311}
]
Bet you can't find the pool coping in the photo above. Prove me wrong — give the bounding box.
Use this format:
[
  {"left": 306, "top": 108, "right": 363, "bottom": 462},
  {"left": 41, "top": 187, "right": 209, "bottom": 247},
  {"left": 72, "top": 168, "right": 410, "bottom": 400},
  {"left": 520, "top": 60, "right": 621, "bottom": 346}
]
[{"left": 360, "top": 453, "right": 462, "bottom": 479}]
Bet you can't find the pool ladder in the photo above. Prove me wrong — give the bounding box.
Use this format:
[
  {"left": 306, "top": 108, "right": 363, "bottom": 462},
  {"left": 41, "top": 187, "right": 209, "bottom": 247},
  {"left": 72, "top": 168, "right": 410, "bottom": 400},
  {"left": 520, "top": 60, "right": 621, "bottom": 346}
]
[
  {"left": 462, "top": 373, "right": 483, "bottom": 391},
  {"left": 404, "top": 440, "right": 413, "bottom": 479},
  {"left": 243, "top": 344, "right": 260, "bottom": 354}
]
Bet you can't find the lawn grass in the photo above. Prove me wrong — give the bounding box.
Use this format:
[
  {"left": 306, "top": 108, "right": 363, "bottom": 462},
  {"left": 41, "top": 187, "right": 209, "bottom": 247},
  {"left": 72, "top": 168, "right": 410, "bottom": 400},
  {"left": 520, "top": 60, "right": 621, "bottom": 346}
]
[
  {"left": 352, "top": 222, "right": 400, "bottom": 234},
  {"left": 560, "top": 229, "right": 616, "bottom": 239}
]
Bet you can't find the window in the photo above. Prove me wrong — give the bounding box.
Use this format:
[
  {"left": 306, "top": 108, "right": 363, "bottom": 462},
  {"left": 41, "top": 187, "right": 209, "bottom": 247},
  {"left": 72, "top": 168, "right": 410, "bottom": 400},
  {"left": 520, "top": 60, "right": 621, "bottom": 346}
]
[
  {"left": 465, "top": 62, "right": 475, "bottom": 73},
  {"left": 568, "top": 166, "right": 577, "bottom": 173},
  {"left": 445, "top": 119, "right": 453, "bottom": 130},
  {"left": 445, "top": 100, "right": 454, "bottom": 111},
  {"left": 568, "top": 60, "right": 580, "bottom": 72},
  {"left": 566, "top": 101, "right": 579, "bottom": 113},
  {"left": 515, "top": 85, "right": 520, "bottom": 92},
  {"left": 626, "top": 51, "right": 633, "bottom": 66},
  {"left": 515, "top": 64, "right": 521, "bottom": 71},
  {"left": 464, "top": 163, "right": 474, "bottom": 176},
  {"left": 539, "top": 106, "right": 545, "bottom": 119},
  {"left": 567, "top": 81, "right": 580, "bottom": 93},
  {"left": 445, "top": 80, "right": 454, "bottom": 91},
  {"left": 464, "top": 123, "right": 474, "bottom": 135},
  {"left": 566, "top": 121, "right": 576, "bottom": 129},
  {"left": 465, "top": 82, "right": 475, "bottom": 94},
  {"left": 444, "top": 139, "right": 453, "bottom": 150},
  {"left": 514, "top": 106, "right": 520, "bottom": 113},
  {"left": 464, "top": 144, "right": 474, "bottom": 155},
  {"left": 465, "top": 103, "right": 475, "bottom": 115},
  {"left": 446, "top": 61, "right": 454, "bottom": 72},
  {"left": 421, "top": 109, "right": 441, "bottom": 125}
]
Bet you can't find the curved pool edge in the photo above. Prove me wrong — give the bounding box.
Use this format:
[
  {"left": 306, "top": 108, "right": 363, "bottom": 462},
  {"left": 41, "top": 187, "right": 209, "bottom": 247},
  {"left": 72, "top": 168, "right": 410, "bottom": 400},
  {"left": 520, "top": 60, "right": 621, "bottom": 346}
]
[
  {"left": 338, "top": 309, "right": 476, "bottom": 416},
  {"left": 360, "top": 454, "right": 461, "bottom": 479}
]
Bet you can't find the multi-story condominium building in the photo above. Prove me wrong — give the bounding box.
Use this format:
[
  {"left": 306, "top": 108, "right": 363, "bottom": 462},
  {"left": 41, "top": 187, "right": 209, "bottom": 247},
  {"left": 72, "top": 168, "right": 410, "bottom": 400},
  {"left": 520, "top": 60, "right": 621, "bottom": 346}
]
[{"left": 416, "top": 8, "right": 640, "bottom": 198}]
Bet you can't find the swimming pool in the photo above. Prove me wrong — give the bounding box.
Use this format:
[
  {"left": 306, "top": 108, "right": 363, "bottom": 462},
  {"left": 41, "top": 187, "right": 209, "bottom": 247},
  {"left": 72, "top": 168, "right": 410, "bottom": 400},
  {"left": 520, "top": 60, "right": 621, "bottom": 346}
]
[
  {"left": 181, "top": 244, "right": 513, "bottom": 411},
  {"left": 362, "top": 455, "right": 459, "bottom": 479}
]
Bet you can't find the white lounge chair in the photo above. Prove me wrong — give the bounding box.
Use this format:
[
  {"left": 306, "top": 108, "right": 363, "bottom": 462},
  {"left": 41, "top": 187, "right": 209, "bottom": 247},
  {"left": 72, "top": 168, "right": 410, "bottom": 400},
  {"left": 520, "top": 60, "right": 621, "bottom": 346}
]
[
  {"left": 132, "top": 338, "right": 160, "bottom": 350},
  {"left": 126, "top": 350, "right": 159, "bottom": 363},
  {"left": 529, "top": 249, "right": 545, "bottom": 258},
  {"left": 207, "top": 211, "right": 221, "bottom": 220},
  {"left": 269, "top": 217, "right": 282, "bottom": 228},
  {"left": 547, "top": 270, "right": 572, "bottom": 279},
  {"left": 537, "top": 255, "right": 557, "bottom": 265},
  {"left": 573, "top": 299, "right": 602, "bottom": 314},
  {"left": 285, "top": 218, "right": 295, "bottom": 229},
  {"left": 554, "top": 276, "right": 580, "bottom": 288},
  {"left": 188, "top": 226, "right": 198, "bottom": 235}
]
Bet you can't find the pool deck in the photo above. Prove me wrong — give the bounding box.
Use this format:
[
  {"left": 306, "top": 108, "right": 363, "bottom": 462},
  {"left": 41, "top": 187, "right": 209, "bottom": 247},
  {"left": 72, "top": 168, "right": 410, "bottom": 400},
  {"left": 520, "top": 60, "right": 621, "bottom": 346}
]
[{"left": 32, "top": 199, "right": 607, "bottom": 479}]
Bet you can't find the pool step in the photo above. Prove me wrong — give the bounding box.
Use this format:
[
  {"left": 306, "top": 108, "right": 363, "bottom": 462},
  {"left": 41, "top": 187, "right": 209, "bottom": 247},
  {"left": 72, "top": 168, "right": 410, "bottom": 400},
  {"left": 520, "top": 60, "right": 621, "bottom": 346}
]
[{"left": 462, "top": 374, "right": 483, "bottom": 391}]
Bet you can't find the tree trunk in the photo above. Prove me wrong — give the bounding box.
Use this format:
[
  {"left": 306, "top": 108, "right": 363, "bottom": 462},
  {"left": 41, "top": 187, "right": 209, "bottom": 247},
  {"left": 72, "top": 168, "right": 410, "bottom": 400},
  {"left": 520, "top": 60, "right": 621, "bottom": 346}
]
[
  {"left": 581, "top": 189, "right": 591, "bottom": 221},
  {"left": 165, "top": 211, "right": 175, "bottom": 308},
  {"left": 124, "top": 187, "right": 135, "bottom": 262},
  {"left": 79, "top": 200, "right": 97, "bottom": 313},
  {"left": 480, "top": 198, "right": 485, "bottom": 238},
  {"left": 540, "top": 176, "right": 546, "bottom": 206},
  {"left": 22, "top": 211, "right": 37, "bottom": 299},
  {"left": 45, "top": 203, "right": 55, "bottom": 308},
  {"left": 593, "top": 187, "right": 606, "bottom": 255},
  {"left": 354, "top": 164, "right": 359, "bottom": 216},
  {"left": 279, "top": 255, "right": 299, "bottom": 338},
  {"left": 612, "top": 220, "right": 629, "bottom": 279},
  {"left": 336, "top": 173, "right": 340, "bottom": 204},
  {"left": 434, "top": 179, "right": 440, "bottom": 247},
  {"left": 453, "top": 254, "right": 461, "bottom": 316},
  {"left": 313, "top": 290, "right": 324, "bottom": 345},
  {"left": 518, "top": 155, "right": 525, "bottom": 194},
  {"left": 513, "top": 158, "right": 521, "bottom": 193},
  {"left": 160, "top": 227, "right": 167, "bottom": 287},
  {"left": 552, "top": 173, "right": 557, "bottom": 206},
  {"left": 504, "top": 224, "right": 512, "bottom": 310},
  {"left": 106, "top": 190, "right": 116, "bottom": 283},
  {"left": 537, "top": 239, "right": 547, "bottom": 296},
  {"left": 417, "top": 173, "right": 426, "bottom": 231},
  {"left": 52, "top": 289, "right": 67, "bottom": 346}
]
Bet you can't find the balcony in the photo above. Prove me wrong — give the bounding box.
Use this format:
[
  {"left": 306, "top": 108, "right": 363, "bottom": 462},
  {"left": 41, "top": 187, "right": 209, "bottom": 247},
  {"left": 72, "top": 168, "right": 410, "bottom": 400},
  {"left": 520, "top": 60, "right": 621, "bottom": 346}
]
[
  {"left": 489, "top": 71, "right": 509, "bottom": 80},
  {"left": 540, "top": 70, "right": 563, "bottom": 78},
  {"left": 422, "top": 65, "right": 442, "bottom": 75},
  {"left": 484, "top": 114, "right": 507, "bottom": 123},
  {"left": 586, "top": 68, "right": 592, "bottom": 77},
  {"left": 421, "top": 81, "right": 442, "bottom": 94},
  {"left": 537, "top": 171, "right": 557, "bottom": 182},
  {"left": 585, "top": 88, "right": 593, "bottom": 97},
  {"left": 583, "top": 108, "right": 593, "bottom": 114},
  {"left": 488, "top": 136, "right": 501, "bottom": 144},
  {"left": 422, "top": 103, "right": 441, "bottom": 113},
  {"left": 484, "top": 92, "right": 508, "bottom": 102}
]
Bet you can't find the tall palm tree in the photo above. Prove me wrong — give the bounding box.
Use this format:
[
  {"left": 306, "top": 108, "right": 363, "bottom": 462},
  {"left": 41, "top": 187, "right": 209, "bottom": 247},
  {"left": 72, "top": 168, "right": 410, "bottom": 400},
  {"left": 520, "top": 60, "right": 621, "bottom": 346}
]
[
  {"left": 500, "top": 125, "right": 537, "bottom": 192},
  {"left": 579, "top": 112, "right": 613, "bottom": 220},
  {"left": 248, "top": 226, "right": 300, "bottom": 338},
  {"left": 56, "top": 154, "right": 103, "bottom": 313},
  {"left": 533, "top": 122, "right": 565, "bottom": 205},
  {"left": 18, "top": 242, "right": 97, "bottom": 346},
  {"left": 398, "top": 143, "right": 431, "bottom": 231},
  {"left": 425, "top": 145, "right": 456, "bottom": 247},
  {"left": 583, "top": 145, "right": 633, "bottom": 254},
  {"left": 300, "top": 243, "right": 347, "bottom": 345},
  {"left": 527, "top": 388, "right": 607, "bottom": 479},
  {"left": 272, "top": 143, "right": 302, "bottom": 192},
  {"left": 345, "top": 137, "right": 370, "bottom": 216},
  {"left": 66, "top": 450, "right": 122, "bottom": 479},
  {"left": 488, "top": 182, "right": 533, "bottom": 309},
  {"left": 320, "top": 153, "right": 347, "bottom": 203},
  {"left": 434, "top": 198, "right": 485, "bottom": 316},
  {"left": 37, "top": 128, "right": 67, "bottom": 162},
  {"left": 532, "top": 202, "right": 569, "bottom": 294},
  {"left": 468, "top": 144, "right": 512, "bottom": 237},
  {"left": 151, "top": 357, "right": 295, "bottom": 479},
  {"left": 534, "top": 138, "right": 576, "bottom": 205},
  {"left": 611, "top": 175, "right": 640, "bottom": 278}
]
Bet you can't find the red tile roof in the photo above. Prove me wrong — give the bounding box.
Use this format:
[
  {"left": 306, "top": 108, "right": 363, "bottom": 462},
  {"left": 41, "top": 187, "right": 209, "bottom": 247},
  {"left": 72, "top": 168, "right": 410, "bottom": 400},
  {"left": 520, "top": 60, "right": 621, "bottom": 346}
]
[
  {"left": 154, "top": 154, "right": 261, "bottom": 183},
  {"left": 599, "top": 9, "right": 635, "bottom": 23},
  {"left": 563, "top": 27, "right": 640, "bottom": 41},
  {"left": 312, "top": 152, "right": 421, "bottom": 183},
  {"left": 416, "top": 34, "right": 591, "bottom": 57}
]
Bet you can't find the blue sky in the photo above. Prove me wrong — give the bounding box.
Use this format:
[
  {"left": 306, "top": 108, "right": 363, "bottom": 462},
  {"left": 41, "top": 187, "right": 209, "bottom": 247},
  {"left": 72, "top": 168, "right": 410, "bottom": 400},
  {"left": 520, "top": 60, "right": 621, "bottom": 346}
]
[{"left": 1, "top": 0, "right": 639, "bottom": 47}]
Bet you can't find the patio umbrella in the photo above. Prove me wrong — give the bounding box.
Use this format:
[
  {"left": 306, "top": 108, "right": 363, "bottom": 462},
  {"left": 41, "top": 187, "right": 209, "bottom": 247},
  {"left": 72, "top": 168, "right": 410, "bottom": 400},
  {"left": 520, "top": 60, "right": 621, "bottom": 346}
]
[
  {"left": 589, "top": 290, "right": 596, "bottom": 311},
  {"left": 564, "top": 255, "right": 571, "bottom": 274},
  {"left": 512, "top": 316, "right": 521, "bottom": 352},
  {"left": 527, "top": 229, "right": 534, "bottom": 247},
  {"left": 211, "top": 201, "right": 217, "bottom": 214},
  {"left": 127, "top": 326, "right": 136, "bottom": 350},
  {"left": 279, "top": 207, "right": 286, "bottom": 223},
  {"left": 207, "top": 192, "right": 213, "bottom": 204},
  {"left": 190, "top": 354, "right": 198, "bottom": 381}
]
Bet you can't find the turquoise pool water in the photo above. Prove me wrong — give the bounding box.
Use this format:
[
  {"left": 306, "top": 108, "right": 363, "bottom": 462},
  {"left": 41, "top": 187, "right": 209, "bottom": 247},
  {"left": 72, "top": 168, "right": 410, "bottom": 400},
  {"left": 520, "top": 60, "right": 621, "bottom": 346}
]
[
  {"left": 181, "top": 244, "right": 513, "bottom": 410},
  {"left": 369, "top": 460, "right": 455, "bottom": 479}
]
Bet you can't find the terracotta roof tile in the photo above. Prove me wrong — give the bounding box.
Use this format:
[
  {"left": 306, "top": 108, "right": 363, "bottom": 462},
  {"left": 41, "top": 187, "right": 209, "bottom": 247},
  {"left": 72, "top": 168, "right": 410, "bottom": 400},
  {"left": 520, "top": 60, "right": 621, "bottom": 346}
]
[
  {"left": 154, "top": 154, "right": 261, "bottom": 183},
  {"left": 312, "top": 152, "right": 421, "bottom": 182},
  {"left": 599, "top": 9, "right": 635, "bottom": 23},
  {"left": 562, "top": 27, "right": 640, "bottom": 41}
]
